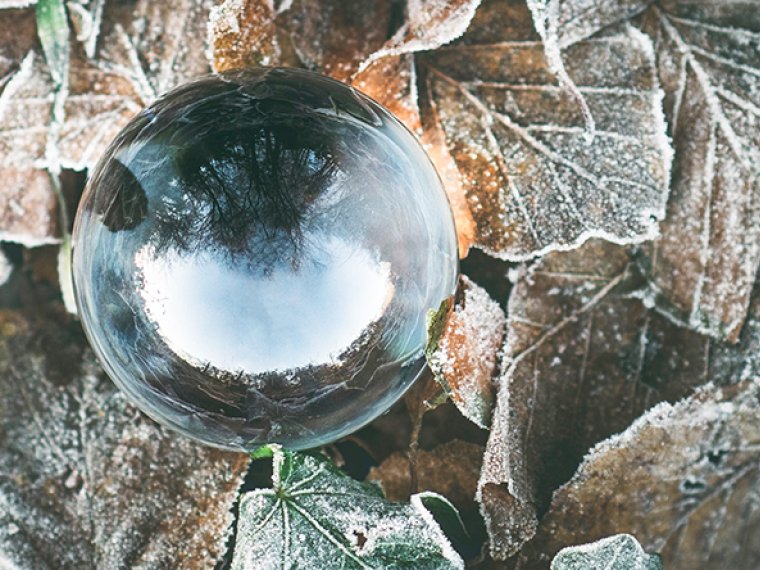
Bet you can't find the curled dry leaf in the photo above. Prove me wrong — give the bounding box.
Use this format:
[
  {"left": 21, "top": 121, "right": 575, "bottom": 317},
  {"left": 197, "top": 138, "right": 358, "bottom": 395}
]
[
  {"left": 638, "top": 1, "right": 760, "bottom": 342},
  {"left": 478, "top": 239, "right": 759, "bottom": 560},
  {"left": 551, "top": 534, "right": 663, "bottom": 570},
  {"left": 0, "top": 309, "right": 249, "bottom": 568},
  {"left": 367, "top": 439, "right": 484, "bottom": 509},
  {"left": 518, "top": 379, "right": 760, "bottom": 570},
  {"left": 427, "top": 275, "right": 505, "bottom": 429},
  {"left": 418, "top": 0, "right": 672, "bottom": 262}
]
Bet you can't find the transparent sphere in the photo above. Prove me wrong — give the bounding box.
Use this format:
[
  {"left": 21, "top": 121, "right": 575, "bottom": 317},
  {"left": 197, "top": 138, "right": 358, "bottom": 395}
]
[{"left": 72, "top": 68, "right": 458, "bottom": 451}]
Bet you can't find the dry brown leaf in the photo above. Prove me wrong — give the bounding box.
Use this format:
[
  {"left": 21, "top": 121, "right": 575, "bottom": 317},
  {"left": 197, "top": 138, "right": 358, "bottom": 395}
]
[
  {"left": 352, "top": 0, "right": 482, "bottom": 256},
  {"left": 210, "top": 0, "right": 389, "bottom": 78},
  {"left": 638, "top": 2, "right": 760, "bottom": 342},
  {"left": 418, "top": 0, "right": 671, "bottom": 262},
  {"left": 517, "top": 379, "right": 760, "bottom": 570},
  {"left": 479, "top": 239, "right": 759, "bottom": 560},
  {"left": 367, "top": 440, "right": 484, "bottom": 509},
  {"left": 528, "top": 0, "right": 652, "bottom": 49},
  {"left": 428, "top": 275, "right": 505, "bottom": 429},
  {"left": 0, "top": 0, "right": 214, "bottom": 244},
  {"left": 0, "top": 309, "right": 249, "bottom": 567}
]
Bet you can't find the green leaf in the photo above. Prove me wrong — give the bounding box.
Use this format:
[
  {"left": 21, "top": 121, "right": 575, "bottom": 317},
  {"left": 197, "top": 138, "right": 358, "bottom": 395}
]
[
  {"left": 551, "top": 534, "right": 663, "bottom": 570},
  {"left": 232, "top": 447, "right": 464, "bottom": 570},
  {"left": 35, "top": 0, "right": 69, "bottom": 87}
]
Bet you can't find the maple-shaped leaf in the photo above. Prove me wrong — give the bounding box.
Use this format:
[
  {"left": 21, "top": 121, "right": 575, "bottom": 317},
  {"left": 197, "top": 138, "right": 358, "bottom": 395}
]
[
  {"left": 638, "top": 1, "right": 760, "bottom": 342},
  {"left": 231, "top": 445, "right": 465, "bottom": 569},
  {"left": 418, "top": 0, "right": 672, "bottom": 261},
  {"left": 427, "top": 275, "right": 505, "bottom": 429},
  {"left": 551, "top": 534, "right": 663, "bottom": 570},
  {"left": 518, "top": 379, "right": 760, "bottom": 570},
  {"left": 0, "top": 309, "right": 249, "bottom": 567},
  {"left": 478, "top": 239, "right": 759, "bottom": 559}
]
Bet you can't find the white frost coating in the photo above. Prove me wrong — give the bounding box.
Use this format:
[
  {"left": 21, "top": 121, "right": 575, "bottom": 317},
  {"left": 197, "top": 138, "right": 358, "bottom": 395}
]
[
  {"left": 551, "top": 534, "right": 662, "bottom": 570},
  {"left": 359, "top": 0, "right": 482, "bottom": 72},
  {"left": 0, "top": 314, "right": 249, "bottom": 568},
  {"left": 0, "top": 52, "right": 35, "bottom": 124},
  {"left": 429, "top": 275, "right": 505, "bottom": 428},
  {"left": 232, "top": 447, "right": 464, "bottom": 570}
]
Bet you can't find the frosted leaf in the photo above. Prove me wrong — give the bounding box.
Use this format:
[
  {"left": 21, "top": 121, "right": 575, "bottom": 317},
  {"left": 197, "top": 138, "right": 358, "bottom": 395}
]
[
  {"left": 637, "top": 2, "right": 760, "bottom": 342},
  {"left": 518, "top": 379, "right": 760, "bottom": 570},
  {"left": 551, "top": 534, "right": 663, "bottom": 570},
  {"left": 0, "top": 10, "right": 60, "bottom": 246},
  {"left": 209, "top": 0, "right": 287, "bottom": 72},
  {"left": 427, "top": 276, "right": 505, "bottom": 428},
  {"left": 478, "top": 239, "right": 757, "bottom": 560},
  {"left": 209, "top": 0, "right": 389, "bottom": 80},
  {"left": 0, "top": 309, "right": 249, "bottom": 568},
  {"left": 361, "top": 0, "right": 483, "bottom": 67},
  {"left": 1, "top": 0, "right": 213, "bottom": 244},
  {"left": 526, "top": 0, "right": 651, "bottom": 132},
  {"left": 231, "top": 445, "right": 464, "bottom": 570},
  {"left": 419, "top": 10, "right": 672, "bottom": 261},
  {"left": 529, "top": 0, "right": 652, "bottom": 49},
  {"left": 367, "top": 440, "right": 483, "bottom": 510}
]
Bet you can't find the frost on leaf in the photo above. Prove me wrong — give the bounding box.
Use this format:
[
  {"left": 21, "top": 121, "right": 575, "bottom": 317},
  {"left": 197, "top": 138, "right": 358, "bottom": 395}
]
[
  {"left": 478, "top": 239, "right": 756, "bottom": 560},
  {"left": 0, "top": 10, "right": 59, "bottom": 245},
  {"left": 637, "top": 2, "right": 760, "bottom": 342},
  {"left": 418, "top": 0, "right": 671, "bottom": 261},
  {"left": 528, "top": 0, "right": 652, "bottom": 49},
  {"left": 1, "top": 0, "right": 213, "bottom": 244},
  {"left": 0, "top": 309, "right": 249, "bottom": 568},
  {"left": 427, "top": 275, "right": 505, "bottom": 428},
  {"left": 518, "top": 379, "right": 760, "bottom": 570},
  {"left": 551, "top": 534, "right": 663, "bottom": 570},
  {"left": 231, "top": 445, "right": 464, "bottom": 570},
  {"left": 209, "top": 0, "right": 390, "bottom": 79}
]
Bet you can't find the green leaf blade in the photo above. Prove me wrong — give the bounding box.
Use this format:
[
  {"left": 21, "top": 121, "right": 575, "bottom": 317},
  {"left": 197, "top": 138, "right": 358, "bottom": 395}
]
[
  {"left": 232, "top": 447, "right": 464, "bottom": 570},
  {"left": 35, "top": 0, "right": 69, "bottom": 87}
]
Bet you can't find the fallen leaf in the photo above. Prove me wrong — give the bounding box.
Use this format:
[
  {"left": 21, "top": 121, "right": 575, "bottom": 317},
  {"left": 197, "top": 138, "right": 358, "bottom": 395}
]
[
  {"left": 428, "top": 275, "right": 505, "bottom": 429},
  {"left": 367, "top": 439, "right": 483, "bottom": 510},
  {"left": 209, "top": 0, "right": 389, "bottom": 79},
  {"left": 638, "top": 1, "right": 760, "bottom": 342},
  {"left": 418, "top": 0, "right": 672, "bottom": 261},
  {"left": 529, "top": 0, "right": 652, "bottom": 49},
  {"left": 550, "top": 534, "right": 663, "bottom": 570},
  {"left": 0, "top": 308, "right": 249, "bottom": 567},
  {"left": 1, "top": 0, "right": 215, "bottom": 244},
  {"left": 518, "top": 379, "right": 760, "bottom": 570},
  {"left": 352, "top": 0, "right": 482, "bottom": 254},
  {"left": 478, "top": 239, "right": 758, "bottom": 559},
  {"left": 231, "top": 445, "right": 464, "bottom": 569}
]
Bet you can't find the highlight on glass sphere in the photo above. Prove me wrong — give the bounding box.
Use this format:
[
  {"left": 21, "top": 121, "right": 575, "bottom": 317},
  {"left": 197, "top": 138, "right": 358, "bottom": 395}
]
[{"left": 72, "top": 67, "right": 459, "bottom": 451}]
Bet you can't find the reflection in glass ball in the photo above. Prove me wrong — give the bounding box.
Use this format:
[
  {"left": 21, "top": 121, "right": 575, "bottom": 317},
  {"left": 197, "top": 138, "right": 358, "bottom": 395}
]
[{"left": 72, "top": 68, "right": 458, "bottom": 451}]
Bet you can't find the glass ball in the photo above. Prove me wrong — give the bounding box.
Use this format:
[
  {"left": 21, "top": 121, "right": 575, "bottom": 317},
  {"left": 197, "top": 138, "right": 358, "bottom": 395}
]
[{"left": 72, "top": 68, "right": 458, "bottom": 451}]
